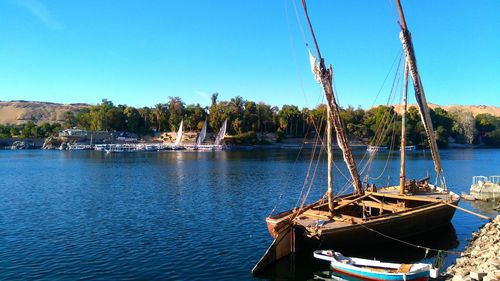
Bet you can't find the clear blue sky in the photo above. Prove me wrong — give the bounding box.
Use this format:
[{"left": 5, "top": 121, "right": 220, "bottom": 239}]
[{"left": 0, "top": 0, "right": 498, "bottom": 109}]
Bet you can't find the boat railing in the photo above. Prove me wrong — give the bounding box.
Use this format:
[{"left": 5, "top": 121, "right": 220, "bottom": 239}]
[
  {"left": 472, "top": 176, "right": 500, "bottom": 185},
  {"left": 489, "top": 176, "right": 500, "bottom": 184},
  {"left": 472, "top": 176, "right": 488, "bottom": 185}
]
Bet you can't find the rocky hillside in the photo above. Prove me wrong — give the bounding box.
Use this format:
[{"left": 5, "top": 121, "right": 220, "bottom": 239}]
[
  {"left": 0, "top": 101, "right": 89, "bottom": 125},
  {"left": 392, "top": 103, "right": 500, "bottom": 117},
  {"left": 429, "top": 104, "right": 500, "bottom": 117}
]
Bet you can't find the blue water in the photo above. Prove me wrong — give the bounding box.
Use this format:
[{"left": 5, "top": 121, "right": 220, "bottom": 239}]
[{"left": 0, "top": 149, "right": 498, "bottom": 280}]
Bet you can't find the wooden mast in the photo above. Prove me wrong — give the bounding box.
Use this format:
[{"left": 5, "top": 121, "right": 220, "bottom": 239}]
[
  {"left": 326, "top": 99, "right": 334, "bottom": 213},
  {"left": 395, "top": 0, "right": 446, "bottom": 188},
  {"left": 399, "top": 63, "right": 409, "bottom": 194},
  {"left": 301, "top": 0, "right": 363, "bottom": 196}
]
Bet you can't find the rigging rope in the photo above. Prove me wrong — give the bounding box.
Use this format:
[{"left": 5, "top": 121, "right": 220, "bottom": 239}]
[
  {"left": 358, "top": 51, "right": 404, "bottom": 181},
  {"left": 357, "top": 223, "right": 463, "bottom": 255}
]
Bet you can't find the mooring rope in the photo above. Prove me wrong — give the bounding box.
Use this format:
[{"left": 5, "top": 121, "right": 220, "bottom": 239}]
[{"left": 357, "top": 223, "right": 464, "bottom": 255}]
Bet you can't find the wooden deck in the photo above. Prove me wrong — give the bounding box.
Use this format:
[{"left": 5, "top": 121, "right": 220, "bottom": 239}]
[{"left": 290, "top": 186, "right": 459, "bottom": 238}]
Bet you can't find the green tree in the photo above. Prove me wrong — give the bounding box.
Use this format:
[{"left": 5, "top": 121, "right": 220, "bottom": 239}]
[
  {"left": 76, "top": 108, "right": 91, "bottom": 130},
  {"left": 185, "top": 104, "right": 207, "bottom": 131},
  {"left": 340, "top": 105, "right": 366, "bottom": 140},
  {"left": 450, "top": 109, "right": 476, "bottom": 144},
  {"left": 475, "top": 114, "right": 499, "bottom": 138},
  {"left": 430, "top": 108, "right": 453, "bottom": 147},
  {"left": 256, "top": 102, "right": 275, "bottom": 133},
  {"left": 106, "top": 107, "right": 126, "bottom": 131},
  {"left": 124, "top": 106, "right": 143, "bottom": 134},
  {"left": 484, "top": 128, "right": 500, "bottom": 147},
  {"left": 167, "top": 96, "right": 185, "bottom": 131},
  {"left": 20, "top": 121, "right": 37, "bottom": 138},
  {"left": 63, "top": 111, "right": 77, "bottom": 129},
  {"left": 278, "top": 105, "right": 301, "bottom": 136},
  {"left": 153, "top": 103, "right": 167, "bottom": 132}
]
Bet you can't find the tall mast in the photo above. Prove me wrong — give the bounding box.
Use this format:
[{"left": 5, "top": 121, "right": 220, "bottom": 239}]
[
  {"left": 395, "top": 0, "right": 446, "bottom": 188},
  {"left": 326, "top": 99, "right": 334, "bottom": 212},
  {"left": 301, "top": 0, "right": 363, "bottom": 196},
  {"left": 399, "top": 63, "right": 409, "bottom": 194}
]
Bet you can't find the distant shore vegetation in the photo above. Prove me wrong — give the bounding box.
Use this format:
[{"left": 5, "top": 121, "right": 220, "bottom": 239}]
[{"left": 1, "top": 94, "right": 499, "bottom": 147}]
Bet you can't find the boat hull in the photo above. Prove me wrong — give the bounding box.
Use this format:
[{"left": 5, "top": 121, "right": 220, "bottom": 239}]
[
  {"left": 314, "top": 250, "right": 430, "bottom": 281},
  {"left": 332, "top": 267, "right": 428, "bottom": 281},
  {"left": 267, "top": 195, "right": 459, "bottom": 251}
]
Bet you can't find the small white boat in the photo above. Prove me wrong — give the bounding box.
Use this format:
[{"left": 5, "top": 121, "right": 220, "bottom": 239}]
[
  {"left": 313, "top": 250, "right": 432, "bottom": 281},
  {"left": 367, "top": 145, "right": 388, "bottom": 152},
  {"left": 68, "top": 144, "right": 93, "bottom": 150},
  {"left": 104, "top": 144, "right": 136, "bottom": 153},
  {"left": 94, "top": 144, "right": 107, "bottom": 151}
]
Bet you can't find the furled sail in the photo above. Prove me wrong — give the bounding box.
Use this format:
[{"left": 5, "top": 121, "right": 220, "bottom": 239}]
[
  {"left": 174, "top": 120, "right": 183, "bottom": 146},
  {"left": 302, "top": 1, "right": 364, "bottom": 195},
  {"left": 308, "top": 49, "right": 322, "bottom": 83},
  {"left": 397, "top": 4, "right": 445, "bottom": 188}
]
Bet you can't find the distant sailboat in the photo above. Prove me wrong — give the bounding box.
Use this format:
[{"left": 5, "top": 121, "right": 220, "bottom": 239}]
[
  {"left": 170, "top": 120, "right": 184, "bottom": 150},
  {"left": 196, "top": 119, "right": 208, "bottom": 147},
  {"left": 213, "top": 118, "right": 227, "bottom": 150}
]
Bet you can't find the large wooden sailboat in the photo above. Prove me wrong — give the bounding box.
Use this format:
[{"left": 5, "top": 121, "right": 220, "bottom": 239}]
[{"left": 253, "top": 0, "right": 459, "bottom": 274}]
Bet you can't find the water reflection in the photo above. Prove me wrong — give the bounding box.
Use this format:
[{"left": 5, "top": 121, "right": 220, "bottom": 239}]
[
  {"left": 311, "top": 271, "right": 347, "bottom": 281},
  {"left": 466, "top": 200, "right": 500, "bottom": 215},
  {"left": 257, "top": 223, "right": 459, "bottom": 281},
  {"left": 0, "top": 149, "right": 497, "bottom": 280}
]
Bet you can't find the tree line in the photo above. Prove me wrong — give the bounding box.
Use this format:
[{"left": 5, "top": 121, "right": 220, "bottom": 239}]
[{"left": 1, "top": 94, "right": 499, "bottom": 147}]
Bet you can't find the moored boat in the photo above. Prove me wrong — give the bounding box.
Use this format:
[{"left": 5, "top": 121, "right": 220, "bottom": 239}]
[
  {"left": 104, "top": 144, "right": 136, "bottom": 153},
  {"left": 252, "top": 0, "right": 460, "bottom": 275},
  {"left": 313, "top": 250, "right": 431, "bottom": 281},
  {"left": 367, "top": 146, "right": 388, "bottom": 152},
  {"left": 68, "top": 144, "right": 93, "bottom": 150},
  {"left": 166, "top": 120, "right": 185, "bottom": 150}
]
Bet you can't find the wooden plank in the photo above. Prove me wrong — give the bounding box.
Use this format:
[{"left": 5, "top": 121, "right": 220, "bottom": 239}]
[
  {"left": 397, "top": 263, "right": 413, "bottom": 273},
  {"left": 303, "top": 210, "right": 330, "bottom": 220},
  {"left": 367, "top": 195, "right": 383, "bottom": 204},
  {"left": 333, "top": 193, "right": 371, "bottom": 211},
  {"left": 336, "top": 214, "right": 363, "bottom": 224},
  {"left": 370, "top": 192, "right": 441, "bottom": 203},
  {"left": 357, "top": 200, "right": 406, "bottom": 212},
  {"left": 442, "top": 201, "right": 492, "bottom": 221}
]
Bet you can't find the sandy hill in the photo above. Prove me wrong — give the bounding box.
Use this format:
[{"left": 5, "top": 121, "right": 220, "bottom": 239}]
[
  {"left": 0, "top": 100, "right": 498, "bottom": 126},
  {"left": 430, "top": 104, "right": 500, "bottom": 117},
  {"left": 392, "top": 103, "right": 500, "bottom": 117},
  {"left": 0, "top": 100, "right": 89, "bottom": 125}
]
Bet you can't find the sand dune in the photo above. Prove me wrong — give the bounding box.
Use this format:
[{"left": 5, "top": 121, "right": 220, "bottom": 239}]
[
  {"left": 0, "top": 101, "right": 89, "bottom": 125},
  {"left": 391, "top": 103, "right": 500, "bottom": 117}
]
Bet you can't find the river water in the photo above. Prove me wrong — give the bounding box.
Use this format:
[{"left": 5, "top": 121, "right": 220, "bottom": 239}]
[{"left": 0, "top": 148, "right": 498, "bottom": 280}]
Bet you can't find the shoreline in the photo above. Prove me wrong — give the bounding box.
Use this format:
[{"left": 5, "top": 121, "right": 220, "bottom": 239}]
[
  {"left": 1, "top": 140, "right": 499, "bottom": 151},
  {"left": 444, "top": 215, "right": 500, "bottom": 280}
]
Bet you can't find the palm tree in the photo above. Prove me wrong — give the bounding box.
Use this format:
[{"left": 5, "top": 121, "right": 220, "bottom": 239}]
[{"left": 154, "top": 103, "right": 164, "bottom": 132}]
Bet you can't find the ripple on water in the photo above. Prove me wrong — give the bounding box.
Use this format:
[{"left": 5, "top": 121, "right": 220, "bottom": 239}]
[{"left": 0, "top": 149, "right": 498, "bottom": 280}]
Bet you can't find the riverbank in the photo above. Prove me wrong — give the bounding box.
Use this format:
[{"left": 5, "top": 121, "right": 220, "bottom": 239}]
[
  {"left": 3, "top": 135, "right": 500, "bottom": 150},
  {"left": 445, "top": 215, "right": 500, "bottom": 281}
]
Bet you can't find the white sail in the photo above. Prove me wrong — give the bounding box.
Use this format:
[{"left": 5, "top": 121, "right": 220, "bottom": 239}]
[
  {"left": 214, "top": 119, "right": 227, "bottom": 146},
  {"left": 174, "top": 120, "right": 183, "bottom": 146},
  {"left": 196, "top": 119, "right": 207, "bottom": 146}
]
